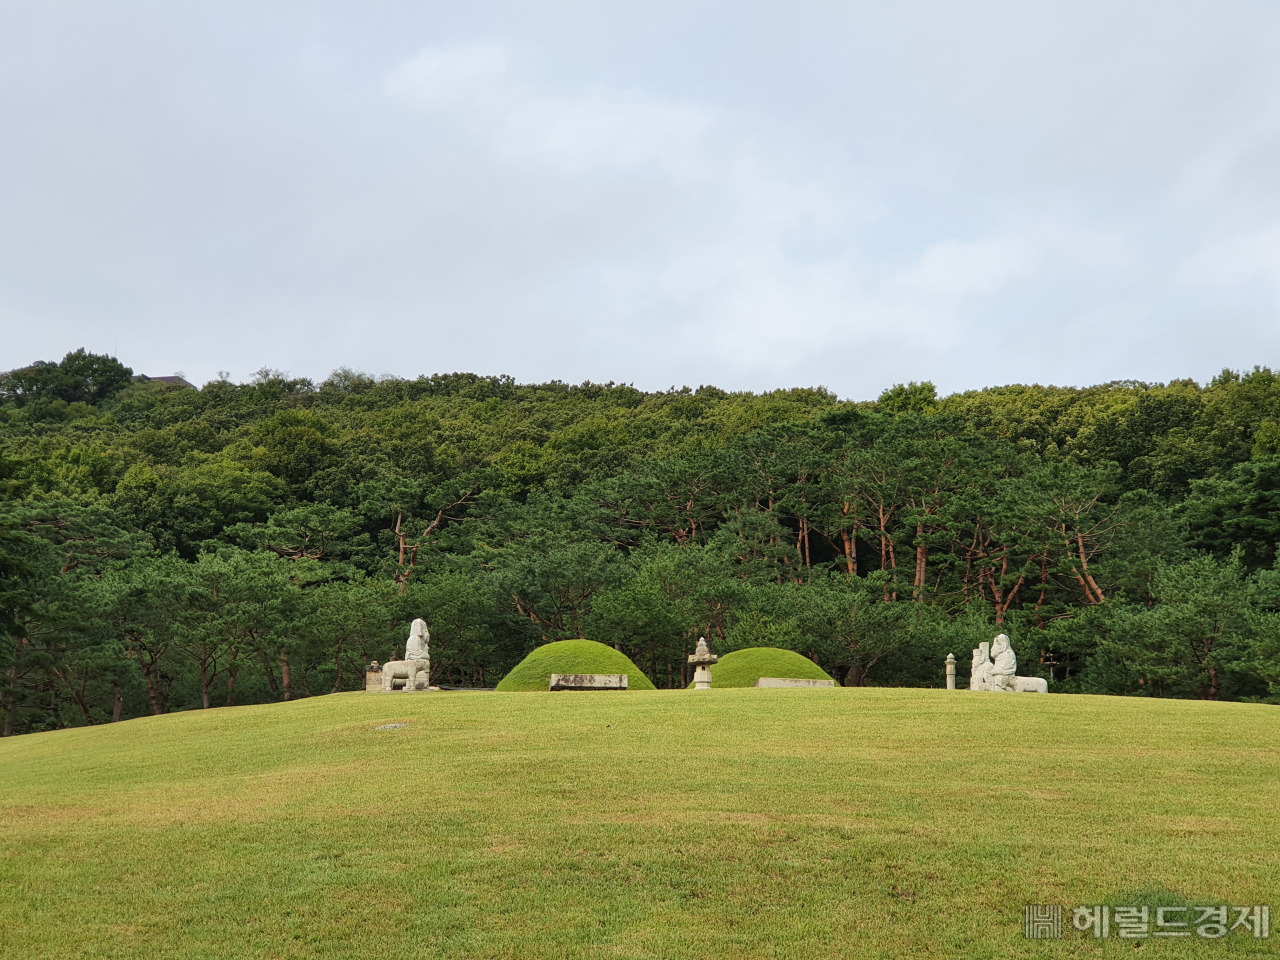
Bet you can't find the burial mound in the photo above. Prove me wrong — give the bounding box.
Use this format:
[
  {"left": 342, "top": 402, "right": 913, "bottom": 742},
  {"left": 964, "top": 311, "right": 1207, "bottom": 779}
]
[
  {"left": 692, "top": 646, "right": 834, "bottom": 688},
  {"left": 496, "top": 639, "right": 657, "bottom": 691}
]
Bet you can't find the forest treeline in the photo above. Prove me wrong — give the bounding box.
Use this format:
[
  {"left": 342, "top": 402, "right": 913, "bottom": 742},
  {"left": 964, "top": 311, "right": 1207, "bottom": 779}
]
[{"left": 3, "top": 349, "right": 1280, "bottom": 734}]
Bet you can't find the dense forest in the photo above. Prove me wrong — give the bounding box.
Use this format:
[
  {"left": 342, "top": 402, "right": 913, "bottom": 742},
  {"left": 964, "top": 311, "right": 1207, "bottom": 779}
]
[{"left": 3, "top": 349, "right": 1280, "bottom": 735}]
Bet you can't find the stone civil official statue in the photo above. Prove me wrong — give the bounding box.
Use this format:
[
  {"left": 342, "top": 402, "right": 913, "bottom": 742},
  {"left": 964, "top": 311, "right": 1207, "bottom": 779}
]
[{"left": 970, "top": 645, "right": 993, "bottom": 691}]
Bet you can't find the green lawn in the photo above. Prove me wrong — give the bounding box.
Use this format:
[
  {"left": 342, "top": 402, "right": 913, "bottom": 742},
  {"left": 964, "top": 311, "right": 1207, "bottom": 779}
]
[{"left": 1, "top": 688, "right": 1277, "bottom": 959}]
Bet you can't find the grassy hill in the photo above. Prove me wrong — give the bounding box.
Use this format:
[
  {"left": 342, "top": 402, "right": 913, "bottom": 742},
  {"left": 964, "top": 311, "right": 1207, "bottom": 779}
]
[
  {"left": 2, "top": 689, "right": 1278, "bottom": 959},
  {"left": 495, "top": 639, "right": 657, "bottom": 691},
  {"left": 693, "top": 646, "right": 833, "bottom": 688}
]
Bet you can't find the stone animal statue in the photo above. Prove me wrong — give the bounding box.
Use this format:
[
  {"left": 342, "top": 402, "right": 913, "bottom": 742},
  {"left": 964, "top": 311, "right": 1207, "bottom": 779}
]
[
  {"left": 970, "top": 634, "right": 1048, "bottom": 694},
  {"left": 382, "top": 618, "right": 431, "bottom": 691}
]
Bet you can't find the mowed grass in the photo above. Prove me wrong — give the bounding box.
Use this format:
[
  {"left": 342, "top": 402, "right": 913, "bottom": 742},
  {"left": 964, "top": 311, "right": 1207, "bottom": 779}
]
[{"left": 1, "top": 689, "right": 1278, "bottom": 960}]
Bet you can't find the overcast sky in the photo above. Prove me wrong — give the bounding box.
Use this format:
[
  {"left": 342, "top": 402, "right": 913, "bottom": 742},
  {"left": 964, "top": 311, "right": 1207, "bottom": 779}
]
[{"left": 2, "top": 1, "right": 1279, "bottom": 398}]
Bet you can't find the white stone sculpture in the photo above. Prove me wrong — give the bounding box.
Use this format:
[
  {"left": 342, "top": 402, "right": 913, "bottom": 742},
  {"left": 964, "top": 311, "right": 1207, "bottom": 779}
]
[
  {"left": 688, "top": 638, "right": 718, "bottom": 690},
  {"left": 969, "top": 642, "right": 993, "bottom": 691},
  {"left": 967, "top": 634, "right": 1048, "bottom": 694},
  {"left": 381, "top": 618, "right": 432, "bottom": 691},
  {"left": 990, "top": 633, "right": 1017, "bottom": 691},
  {"left": 1013, "top": 674, "right": 1049, "bottom": 694}
]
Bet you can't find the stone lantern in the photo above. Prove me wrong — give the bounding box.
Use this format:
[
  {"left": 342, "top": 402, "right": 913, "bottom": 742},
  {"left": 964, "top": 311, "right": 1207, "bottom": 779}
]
[{"left": 688, "top": 637, "right": 718, "bottom": 690}]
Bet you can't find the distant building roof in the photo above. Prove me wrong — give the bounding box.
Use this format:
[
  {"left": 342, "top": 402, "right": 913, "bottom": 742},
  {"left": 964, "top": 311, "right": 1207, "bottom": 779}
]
[{"left": 132, "top": 374, "right": 196, "bottom": 390}]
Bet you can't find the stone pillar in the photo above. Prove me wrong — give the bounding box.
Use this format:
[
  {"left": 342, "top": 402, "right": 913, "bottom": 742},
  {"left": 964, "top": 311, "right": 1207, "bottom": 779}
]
[
  {"left": 945, "top": 653, "right": 956, "bottom": 691},
  {"left": 693, "top": 665, "right": 712, "bottom": 690}
]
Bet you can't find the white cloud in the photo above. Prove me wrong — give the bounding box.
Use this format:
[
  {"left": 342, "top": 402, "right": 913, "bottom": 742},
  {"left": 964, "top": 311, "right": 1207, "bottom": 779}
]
[
  {"left": 888, "top": 237, "right": 1034, "bottom": 303},
  {"left": 4, "top": 3, "right": 1280, "bottom": 397},
  {"left": 386, "top": 43, "right": 714, "bottom": 179},
  {"left": 1181, "top": 224, "right": 1280, "bottom": 300},
  {"left": 384, "top": 43, "right": 508, "bottom": 111},
  {"left": 889, "top": 226, "right": 1129, "bottom": 304}
]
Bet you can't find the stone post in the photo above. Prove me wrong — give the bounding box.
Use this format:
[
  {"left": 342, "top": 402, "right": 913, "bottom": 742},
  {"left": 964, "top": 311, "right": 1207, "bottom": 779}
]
[{"left": 945, "top": 653, "right": 956, "bottom": 691}]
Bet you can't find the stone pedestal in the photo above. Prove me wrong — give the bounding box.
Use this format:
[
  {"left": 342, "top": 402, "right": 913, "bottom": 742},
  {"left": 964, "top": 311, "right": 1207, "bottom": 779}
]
[
  {"left": 693, "top": 665, "right": 712, "bottom": 690},
  {"left": 549, "top": 673, "right": 628, "bottom": 691}
]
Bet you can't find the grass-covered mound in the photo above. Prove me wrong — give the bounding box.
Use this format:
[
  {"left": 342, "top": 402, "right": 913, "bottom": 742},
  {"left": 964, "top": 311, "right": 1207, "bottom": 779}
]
[
  {"left": 693, "top": 646, "right": 834, "bottom": 688},
  {"left": 495, "top": 639, "right": 657, "bottom": 691}
]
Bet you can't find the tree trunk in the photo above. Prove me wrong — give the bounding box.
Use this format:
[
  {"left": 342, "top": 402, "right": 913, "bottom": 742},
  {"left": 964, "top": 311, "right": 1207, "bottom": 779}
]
[
  {"left": 1034, "top": 555, "right": 1049, "bottom": 628},
  {"left": 281, "top": 652, "right": 291, "bottom": 702},
  {"left": 258, "top": 648, "right": 280, "bottom": 700},
  {"left": 3, "top": 645, "right": 18, "bottom": 736},
  {"left": 839, "top": 504, "right": 858, "bottom": 576},
  {"left": 69, "top": 677, "right": 93, "bottom": 725},
  {"left": 983, "top": 557, "right": 1026, "bottom": 626},
  {"left": 142, "top": 660, "right": 162, "bottom": 715},
  {"left": 840, "top": 529, "right": 857, "bottom": 576},
  {"left": 1062, "top": 528, "right": 1104, "bottom": 604},
  {"left": 225, "top": 646, "right": 239, "bottom": 707},
  {"left": 200, "top": 645, "right": 211, "bottom": 709},
  {"left": 331, "top": 641, "right": 344, "bottom": 695},
  {"left": 111, "top": 685, "right": 123, "bottom": 723},
  {"left": 913, "top": 522, "right": 927, "bottom": 600},
  {"left": 1077, "top": 532, "right": 1106, "bottom": 603},
  {"left": 962, "top": 528, "right": 979, "bottom": 603}
]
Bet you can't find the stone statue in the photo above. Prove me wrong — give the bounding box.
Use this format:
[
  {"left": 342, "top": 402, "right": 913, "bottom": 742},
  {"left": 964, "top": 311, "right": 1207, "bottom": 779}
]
[
  {"left": 969, "top": 642, "right": 993, "bottom": 691},
  {"left": 405, "top": 618, "right": 429, "bottom": 662},
  {"left": 990, "top": 633, "right": 1017, "bottom": 692},
  {"left": 381, "top": 618, "right": 432, "bottom": 691},
  {"left": 968, "top": 634, "right": 1048, "bottom": 694}
]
